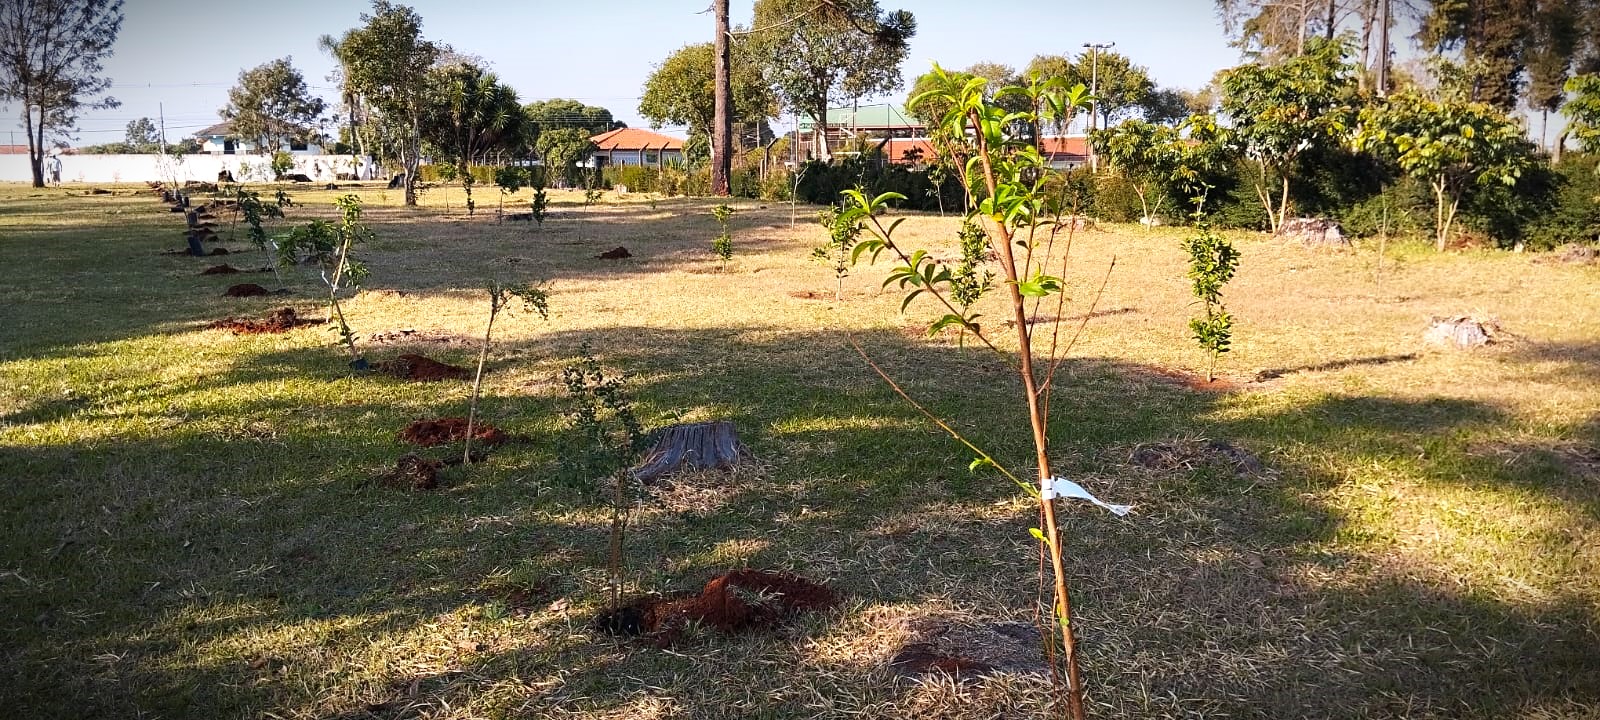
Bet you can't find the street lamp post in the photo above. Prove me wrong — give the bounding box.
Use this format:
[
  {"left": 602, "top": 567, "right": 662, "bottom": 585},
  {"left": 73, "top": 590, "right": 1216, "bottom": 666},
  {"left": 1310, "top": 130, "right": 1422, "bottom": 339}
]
[{"left": 1082, "top": 41, "right": 1114, "bottom": 172}]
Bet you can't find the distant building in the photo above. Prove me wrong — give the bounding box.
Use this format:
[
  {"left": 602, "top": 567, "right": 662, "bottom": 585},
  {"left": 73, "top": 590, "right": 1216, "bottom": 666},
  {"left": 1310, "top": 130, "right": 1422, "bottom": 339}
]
[
  {"left": 797, "top": 104, "right": 925, "bottom": 159},
  {"left": 590, "top": 128, "right": 685, "bottom": 168},
  {"left": 871, "top": 135, "right": 1090, "bottom": 170},
  {"left": 196, "top": 121, "right": 324, "bottom": 155}
]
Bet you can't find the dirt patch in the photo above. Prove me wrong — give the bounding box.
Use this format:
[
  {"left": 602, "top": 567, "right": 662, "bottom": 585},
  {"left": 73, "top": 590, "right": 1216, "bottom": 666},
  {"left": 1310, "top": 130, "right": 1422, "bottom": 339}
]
[
  {"left": 1542, "top": 243, "right": 1598, "bottom": 265},
  {"left": 886, "top": 617, "right": 1048, "bottom": 681},
  {"left": 1145, "top": 366, "right": 1241, "bottom": 392},
  {"left": 378, "top": 454, "right": 444, "bottom": 490},
  {"left": 376, "top": 354, "right": 470, "bottom": 381},
  {"left": 398, "top": 417, "right": 508, "bottom": 447},
  {"left": 224, "top": 283, "right": 271, "bottom": 297},
  {"left": 592, "top": 569, "right": 837, "bottom": 646},
  {"left": 597, "top": 246, "right": 632, "bottom": 259},
  {"left": 208, "top": 307, "right": 325, "bottom": 335},
  {"left": 1129, "top": 438, "right": 1267, "bottom": 477},
  {"left": 201, "top": 264, "right": 241, "bottom": 275},
  {"left": 368, "top": 329, "right": 475, "bottom": 346},
  {"left": 1424, "top": 315, "right": 1502, "bottom": 349},
  {"left": 208, "top": 247, "right": 230, "bottom": 256}
]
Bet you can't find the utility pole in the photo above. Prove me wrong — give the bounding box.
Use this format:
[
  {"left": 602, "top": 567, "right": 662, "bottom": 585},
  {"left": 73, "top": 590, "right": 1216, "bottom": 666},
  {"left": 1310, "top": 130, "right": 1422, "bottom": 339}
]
[
  {"left": 1375, "top": 0, "right": 1390, "bottom": 97},
  {"left": 712, "top": 0, "right": 732, "bottom": 196},
  {"left": 159, "top": 103, "right": 167, "bottom": 148},
  {"left": 1082, "top": 41, "right": 1114, "bottom": 172}
]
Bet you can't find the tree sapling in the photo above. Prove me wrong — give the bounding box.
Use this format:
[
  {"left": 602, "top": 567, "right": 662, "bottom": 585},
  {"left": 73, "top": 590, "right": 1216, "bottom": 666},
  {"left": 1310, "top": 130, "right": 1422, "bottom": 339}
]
[
  {"left": 274, "top": 194, "right": 373, "bottom": 369},
  {"left": 711, "top": 203, "right": 734, "bottom": 271},
  {"left": 559, "top": 346, "right": 649, "bottom": 604},
  {"left": 1182, "top": 221, "right": 1240, "bottom": 383},
  {"left": 462, "top": 280, "right": 550, "bottom": 465}
]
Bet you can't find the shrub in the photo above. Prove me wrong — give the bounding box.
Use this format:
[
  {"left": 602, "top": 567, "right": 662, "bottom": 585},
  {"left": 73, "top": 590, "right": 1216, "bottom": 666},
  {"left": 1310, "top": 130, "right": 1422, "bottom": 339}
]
[
  {"left": 419, "top": 164, "right": 498, "bottom": 185},
  {"left": 793, "top": 157, "right": 962, "bottom": 211},
  {"left": 1525, "top": 154, "right": 1600, "bottom": 249}
]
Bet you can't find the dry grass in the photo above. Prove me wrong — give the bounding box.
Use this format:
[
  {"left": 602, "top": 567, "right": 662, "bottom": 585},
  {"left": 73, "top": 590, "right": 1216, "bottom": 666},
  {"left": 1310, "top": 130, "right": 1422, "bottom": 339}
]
[{"left": 1, "top": 181, "right": 1598, "bottom": 719}]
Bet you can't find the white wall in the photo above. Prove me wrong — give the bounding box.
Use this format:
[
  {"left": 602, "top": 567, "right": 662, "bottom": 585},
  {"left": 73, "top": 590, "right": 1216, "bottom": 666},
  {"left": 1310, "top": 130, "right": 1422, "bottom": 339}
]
[{"left": 0, "top": 153, "right": 373, "bottom": 184}]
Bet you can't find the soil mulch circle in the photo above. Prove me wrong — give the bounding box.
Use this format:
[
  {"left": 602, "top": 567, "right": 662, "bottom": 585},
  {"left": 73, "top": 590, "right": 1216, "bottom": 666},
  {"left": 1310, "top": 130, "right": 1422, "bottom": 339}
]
[
  {"left": 597, "top": 246, "right": 632, "bottom": 259},
  {"left": 398, "top": 417, "right": 509, "bottom": 448},
  {"left": 201, "top": 264, "right": 240, "bottom": 275},
  {"left": 224, "top": 283, "right": 272, "bottom": 297},
  {"left": 886, "top": 617, "right": 1050, "bottom": 681},
  {"left": 208, "top": 307, "right": 325, "bottom": 335},
  {"left": 375, "top": 354, "right": 470, "bottom": 382},
  {"left": 592, "top": 569, "right": 837, "bottom": 646},
  {"left": 378, "top": 454, "right": 445, "bottom": 490},
  {"left": 1129, "top": 438, "right": 1268, "bottom": 477}
]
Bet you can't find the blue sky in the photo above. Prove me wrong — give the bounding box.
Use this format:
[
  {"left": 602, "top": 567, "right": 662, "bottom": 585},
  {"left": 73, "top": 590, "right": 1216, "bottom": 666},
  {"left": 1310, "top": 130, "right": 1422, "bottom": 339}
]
[{"left": 8, "top": 1, "right": 1252, "bottom": 147}]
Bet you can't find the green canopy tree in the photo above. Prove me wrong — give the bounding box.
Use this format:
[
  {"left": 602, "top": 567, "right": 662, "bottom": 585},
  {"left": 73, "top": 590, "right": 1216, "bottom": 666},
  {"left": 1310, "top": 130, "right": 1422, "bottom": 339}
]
[
  {"left": 638, "top": 42, "right": 775, "bottom": 151},
  {"left": 1074, "top": 50, "right": 1154, "bottom": 128},
  {"left": 1416, "top": 0, "right": 1534, "bottom": 110},
  {"left": 524, "top": 99, "right": 620, "bottom": 144},
  {"left": 0, "top": 0, "right": 123, "bottom": 187},
  {"left": 1219, "top": 37, "right": 1356, "bottom": 234},
  {"left": 221, "top": 57, "right": 327, "bottom": 155},
  {"left": 1091, "top": 119, "right": 1184, "bottom": 223},
  {"left": 1023, "top": 55, "right": 1085, "bottom": 134},
  {"left": 536, "top": 127, "right": 595, "bottom": 188},
  {"left": 124, "top": 117, "right": 159, "bottom": 153},
  {"left": 746, "top": 0, "right": 916, "bottom": 160},
  {"left": 327, "top": 0, "right": 441, "bottom": 206},
  {"left": 1563, "top": 73, "right": 1600, "bottom": 152},
  {"left": 1355, "top": 93, "right": 1534, "bottom": 250},
  {"left": 421, "top": 61, "right": 527, "bottom": 215}
]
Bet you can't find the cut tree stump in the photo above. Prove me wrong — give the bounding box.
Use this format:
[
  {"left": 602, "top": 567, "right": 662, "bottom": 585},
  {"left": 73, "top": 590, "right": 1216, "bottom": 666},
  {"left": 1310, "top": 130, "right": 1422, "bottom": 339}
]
[{"left": 632, "top": 421, "right": 746, "bottom": 483}]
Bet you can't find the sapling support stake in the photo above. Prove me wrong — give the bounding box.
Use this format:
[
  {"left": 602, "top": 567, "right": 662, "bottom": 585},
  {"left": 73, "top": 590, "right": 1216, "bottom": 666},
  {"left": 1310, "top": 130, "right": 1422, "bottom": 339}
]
[{"left": 463, "top": 281, "right": 550, "bottom": 465}]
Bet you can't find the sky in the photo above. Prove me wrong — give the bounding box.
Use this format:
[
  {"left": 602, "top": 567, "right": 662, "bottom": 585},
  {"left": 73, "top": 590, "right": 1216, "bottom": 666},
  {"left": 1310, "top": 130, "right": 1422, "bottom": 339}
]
[{"left": 4, "top": 1, "right": 1248, "bottom": 148}]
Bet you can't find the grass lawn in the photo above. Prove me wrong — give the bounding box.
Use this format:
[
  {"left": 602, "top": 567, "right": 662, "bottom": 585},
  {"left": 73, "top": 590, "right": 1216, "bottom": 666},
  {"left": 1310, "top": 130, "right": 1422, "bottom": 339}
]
[{"left": 1, "top": 181, "right": 1597, "bottom": 719}]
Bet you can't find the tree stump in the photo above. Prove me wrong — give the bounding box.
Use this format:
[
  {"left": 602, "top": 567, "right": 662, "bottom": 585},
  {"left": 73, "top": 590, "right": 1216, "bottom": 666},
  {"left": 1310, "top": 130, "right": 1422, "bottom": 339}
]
[{"left": 632, "top": 421, "right": 746, "bottom": 483}]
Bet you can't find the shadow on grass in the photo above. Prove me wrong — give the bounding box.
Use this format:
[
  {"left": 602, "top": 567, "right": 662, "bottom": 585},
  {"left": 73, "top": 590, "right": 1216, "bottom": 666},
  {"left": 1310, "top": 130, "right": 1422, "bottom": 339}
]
[{"left": 3, "top": 323, "right": 1597, "bottom": 718}]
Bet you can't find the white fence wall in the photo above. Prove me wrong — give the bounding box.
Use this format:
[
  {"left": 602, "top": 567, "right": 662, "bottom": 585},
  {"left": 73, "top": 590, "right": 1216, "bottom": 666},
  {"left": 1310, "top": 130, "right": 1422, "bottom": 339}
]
[{"left": 0, "top": 153, "right": 376, "bottom": 184}]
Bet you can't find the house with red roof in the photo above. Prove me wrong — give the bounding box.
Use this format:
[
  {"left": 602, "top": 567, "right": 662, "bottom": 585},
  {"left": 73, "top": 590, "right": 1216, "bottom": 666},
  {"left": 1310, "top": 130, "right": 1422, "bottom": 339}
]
[
  {"left": 872, "top": 135, "right": 1090, "bottom": 170},
  {"left": 590, "top": 128, "right": 685, "bottom": 168}
]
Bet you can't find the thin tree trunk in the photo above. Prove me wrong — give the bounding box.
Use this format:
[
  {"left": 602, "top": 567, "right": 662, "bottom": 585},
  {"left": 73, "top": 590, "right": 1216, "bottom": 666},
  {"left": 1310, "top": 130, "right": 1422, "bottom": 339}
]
[
  {"left": 971, "top": 119, "right": 1086, "bottom": 720},
  {"left": 1278, "top": 173, "right": 1292, "bottom": 235},
  {"left": 463, "top": 305, "right": 499, "bottom": 465},
  {"left": 1433, "top": 176, "right": 1449, "bottom": 251},
  {"left": 712, "top": 0, "right": 732, "bottom": 196},
  {"left": 26, "top": 104, "right": 44, "bottom": 188}
]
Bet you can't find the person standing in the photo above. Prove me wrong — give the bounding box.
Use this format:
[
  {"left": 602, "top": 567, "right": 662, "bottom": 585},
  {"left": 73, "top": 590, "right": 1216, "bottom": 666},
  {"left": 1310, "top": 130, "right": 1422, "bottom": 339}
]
[{"left": 46, "top": 154, "right": 62, "bottom": 185}]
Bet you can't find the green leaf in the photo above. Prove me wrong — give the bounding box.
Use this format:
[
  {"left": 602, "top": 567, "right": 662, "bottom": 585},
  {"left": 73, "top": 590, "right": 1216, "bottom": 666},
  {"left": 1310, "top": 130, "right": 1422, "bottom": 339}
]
[{"left": 969, "top": 457, "right": 995, "bottom": 473}]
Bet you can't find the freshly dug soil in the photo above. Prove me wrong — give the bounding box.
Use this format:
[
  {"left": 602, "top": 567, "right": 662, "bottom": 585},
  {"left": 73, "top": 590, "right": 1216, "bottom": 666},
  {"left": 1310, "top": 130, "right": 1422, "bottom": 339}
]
[
  {"left": 592, "top": 569, "right": 836, "bottom": 645},
  {"left": 886, "top": 618, "right": 1048, "bottom": 681},
  {"left": 398, "top": 417, "right": 508, "bottom": 447},
  {"left": 379, "top": 454, "right": 444, "bottom": 490},
  {"left": 201, "top": 264, "right": 240, "bottom": 275},
  {"left": 224, "top": 283, "right": 271, "bottom": 297},
  {"left": 209, "top": 247, "right": 230, "bottom": 256},
  {"left": 597, "top": 246, "right": 632, "bottom": 259},
  {"left": 376, "top": 354, "right": 470, "bottom": 381},
  {"left": 1130, "top": 438, "right": 1266, "bottom": 476},
  {"left": 208, "top": 307, "right": 325, "bottom": 335}
]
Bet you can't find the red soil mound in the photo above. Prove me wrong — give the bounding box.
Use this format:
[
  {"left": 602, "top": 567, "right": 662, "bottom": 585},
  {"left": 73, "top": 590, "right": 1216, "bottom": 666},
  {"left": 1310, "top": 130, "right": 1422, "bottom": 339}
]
[
  {"left": 398, "top": 417, "right": 508, "bottom": 447},
  {"left": 597, "top": 246, "right": 632, "bottom": 259},
  {"left": 201, "top": 264, "right": 240, "bottom": 275},
  {"left": 208, "top": 307, "right": 325, "bottom": 335},
  {"left": 377, "top": 354, "right": 470, "bottom": 381},
  {"left": 593, "top": 569, "right": 837, "bottom": 645},
  {"left": 224, "top": 283, "right": 271, "bottom": 297}
]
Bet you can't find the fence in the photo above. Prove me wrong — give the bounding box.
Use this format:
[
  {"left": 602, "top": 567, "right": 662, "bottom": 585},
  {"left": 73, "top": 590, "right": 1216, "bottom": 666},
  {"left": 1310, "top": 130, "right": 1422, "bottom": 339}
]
[{"left": 0, "top": 153, "right": 378, "bottom": 184}]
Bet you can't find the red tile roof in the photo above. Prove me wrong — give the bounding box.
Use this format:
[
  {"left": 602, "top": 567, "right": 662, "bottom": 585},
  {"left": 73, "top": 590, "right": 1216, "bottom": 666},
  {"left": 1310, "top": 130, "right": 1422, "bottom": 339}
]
[
  {"left": 1039, "top": 136, "right": 1089, "bottom": 157},
  {"left": 0, "top": 144, "right": 31, "bottom": 155},
  {"left": 591, "top": 128, "right": 684, "bottom": 152}
]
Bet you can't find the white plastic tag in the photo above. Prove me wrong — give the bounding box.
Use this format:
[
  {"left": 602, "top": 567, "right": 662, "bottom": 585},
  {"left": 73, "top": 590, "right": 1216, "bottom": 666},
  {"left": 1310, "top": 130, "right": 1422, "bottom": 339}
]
[{"left": 1040, "top": 476, "right": 1134, "bottom": 516}]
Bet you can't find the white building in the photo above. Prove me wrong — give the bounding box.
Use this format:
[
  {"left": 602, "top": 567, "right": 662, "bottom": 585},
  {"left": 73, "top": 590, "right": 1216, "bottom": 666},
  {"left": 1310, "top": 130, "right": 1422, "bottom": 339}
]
[{"left": 197, "top": 122, "right": 324, "bottom": 155}]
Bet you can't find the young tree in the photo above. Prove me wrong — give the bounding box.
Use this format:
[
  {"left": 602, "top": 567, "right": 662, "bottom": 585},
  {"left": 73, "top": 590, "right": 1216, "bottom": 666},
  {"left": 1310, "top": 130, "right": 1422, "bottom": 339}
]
[
  {"left": 0, "top": 0, "right": 123, "bottom": 187},
  {"left": 328, "top": 0, "right": 441, "bottom": 206},
  {"left": 638, "top": 42, "right": 776, "bottom": 150},
  {"left": 535, "top": 127, "right": 595, "bottom": 188},
  {"left": 421, "top": 62, "right": 526, "bottom": 215},
  {"left": 221, "top": 57, "right": 327, "bottom": 155},
  {"left": 1355, "top": 93, "right": 1534, "bottom": 250},
  {"left": 747, "top": 0, "right": 916, "bottom": 160},
  {"left": 1091, "top": 120, "right": 1184, "bottom": 223},
  {"left": 1219, "top": 38, "right": 1357, "bottom": 234},
  {"left": 1024, "top": 55, "right": 1086, "bottom": 134},
  {"left": 124, "top": 117, "right": 159, "bottom": 153}
]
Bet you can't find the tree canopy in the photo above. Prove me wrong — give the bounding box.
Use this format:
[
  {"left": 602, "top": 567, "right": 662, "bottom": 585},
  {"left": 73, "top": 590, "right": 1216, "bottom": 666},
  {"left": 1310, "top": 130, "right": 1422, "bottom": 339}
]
[
  {"left": 1219, "top": 37, "right": 1357, "bottom": 233},
  {"left": 0, "top": 0, "right": 124, "bottom": 187},
  {"left": 221, "top": 57, "right": 327, "bottom": 154},
  {"left": 328, "top": 0, "right": 442, "bottom": 205},
  {"left": 746, "top": 0, "right": 916, "bottom": 159},
  {"left": 638, "top": 42, "right": 776, "bottom": 146},
  {"left": 124, "top": 117, "right": 160, "bottom": 153},
  {"left": 524, "top": 99, "right": 621, "bottom": 143},
  {"left": 1563, "top": 73, "right": 1600, "bottom": 153}
]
